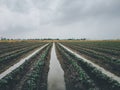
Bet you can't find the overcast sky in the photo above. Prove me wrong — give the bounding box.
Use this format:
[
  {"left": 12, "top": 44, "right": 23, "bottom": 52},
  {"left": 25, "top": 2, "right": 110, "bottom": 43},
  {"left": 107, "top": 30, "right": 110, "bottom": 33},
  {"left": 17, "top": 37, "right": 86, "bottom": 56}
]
[{"left": 0, "top": 0, "right": 120, "bottom": 39}]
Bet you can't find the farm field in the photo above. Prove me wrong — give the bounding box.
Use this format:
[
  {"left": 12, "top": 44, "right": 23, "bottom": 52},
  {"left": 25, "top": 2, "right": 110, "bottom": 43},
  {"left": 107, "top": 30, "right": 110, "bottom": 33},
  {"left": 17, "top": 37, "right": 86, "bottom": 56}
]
[
  {"left": 61, "top": 40, "right": 120, "bottom": 76},
  {"left": 0, "top": 40, "right": 120, "bottom": 90},
  {"left": 0, "top": 41, "right": 47, "bottom": 74}
]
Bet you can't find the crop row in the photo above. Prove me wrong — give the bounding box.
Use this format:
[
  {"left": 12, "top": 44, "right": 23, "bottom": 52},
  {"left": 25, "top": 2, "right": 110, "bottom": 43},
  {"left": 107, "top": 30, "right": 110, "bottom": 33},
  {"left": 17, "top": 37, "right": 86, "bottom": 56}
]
[
  {"left": 61, "top": 42, "right": 120, "bottom": 76},
  {"left": 0, "top": 43, "right": 46, "bottom": 73},
  {"left": 56, "top": 43, "right": 120, "bottom": 90},
  {"left": 0, "top": 42, "right": 47, "bottom": 56},
  {"left": 56, "top": 44, "right": 99, "bottom": 90},
  {"left": 0, "top": 43, "right": 51, "bottom": 90},
  {"left": 66, "top": 42, "right": 120, "bottom": 56},
  {"left": 63, "top": 41, "right": 120, "bottom": 52},
  {"left": 22, "top": 44, "right": 51, "bottom": 90}
]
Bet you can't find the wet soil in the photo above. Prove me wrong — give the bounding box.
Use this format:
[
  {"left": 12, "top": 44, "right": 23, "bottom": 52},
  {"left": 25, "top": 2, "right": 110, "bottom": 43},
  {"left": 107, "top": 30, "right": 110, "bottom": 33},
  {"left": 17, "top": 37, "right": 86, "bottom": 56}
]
[{"left": 47, "top": 44, "right": 66, "bottom": 90}]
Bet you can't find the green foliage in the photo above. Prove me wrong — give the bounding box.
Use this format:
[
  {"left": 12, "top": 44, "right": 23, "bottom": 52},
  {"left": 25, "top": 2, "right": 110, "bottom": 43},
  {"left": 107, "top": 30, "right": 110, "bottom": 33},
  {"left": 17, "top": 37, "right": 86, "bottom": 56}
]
[
  {"left": 22, "top": 45, "right": 51, "bottom": 90},
  {"left": 56, "top": 44, "right": 98, "bottom": 90},
  {"left": 58, "top": 43, "right": 120, "bottom": 90},
  {"left": 0, "top": 43, "right": 51, "bottom": 90},
  {"left": 62, "top": 42, "right": 120, "bottom": 74}
]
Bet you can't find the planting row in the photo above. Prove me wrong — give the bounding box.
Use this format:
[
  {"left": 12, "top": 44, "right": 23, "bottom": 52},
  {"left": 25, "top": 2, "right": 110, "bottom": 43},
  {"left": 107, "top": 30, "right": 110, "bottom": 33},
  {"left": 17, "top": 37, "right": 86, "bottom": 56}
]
[
  {"left": 61, "top": 42, "right": 120, "bottom": 76},
  {"left": 66, "top": 42, "right": 120, "bottom": 57},
  {"left": 67, "top": 41, "right": 120, "bottom": 51},
  {"left": 0, "top": 43, "right": 52, "bottom": 90},
  {"left": 0, "top": 42, "right": 47, "bottom": 56},
  {"left": 0, "top": 42, "right": 47, "bottom": 73},
  {"left": 56, "top": 43, "right": 120, "bottom": 90}
]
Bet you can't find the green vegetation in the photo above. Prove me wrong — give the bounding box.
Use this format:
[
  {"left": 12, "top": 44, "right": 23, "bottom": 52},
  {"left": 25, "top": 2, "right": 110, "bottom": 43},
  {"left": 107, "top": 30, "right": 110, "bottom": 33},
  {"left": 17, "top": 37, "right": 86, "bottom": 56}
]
[
  {"left": 0, "top": 42, "right": 47, "bottom": 73},
  {"left": 56, "top": 44, "right": 98, "bottom": 90},
  {"left": 0, "top": 42, "right": 51, "bottom": 90},
  {"left": 0, "top": 40, "right": 120, "bottom": 90},
  {"left": 61, "top": 41, "right": 120, "bottom": 76},
  {"left": 56, "top": 43, "right": 120, "bottom": 90},
  {"left": 22, "top": 45, "right": 51, "bottom": 90}
]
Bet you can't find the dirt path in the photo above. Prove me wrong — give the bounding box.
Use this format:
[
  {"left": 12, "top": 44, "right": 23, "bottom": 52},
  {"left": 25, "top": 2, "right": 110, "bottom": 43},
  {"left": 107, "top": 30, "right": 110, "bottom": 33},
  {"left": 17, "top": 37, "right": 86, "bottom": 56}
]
[
  {"left": 0, "top": 44, "right": 48, "bottom": 79},
  {"left": 59, "top": 43, "right": 120, "bottom": 84},
  {"left": 47, "top": 43, "right": 66, "bottom": 90}
]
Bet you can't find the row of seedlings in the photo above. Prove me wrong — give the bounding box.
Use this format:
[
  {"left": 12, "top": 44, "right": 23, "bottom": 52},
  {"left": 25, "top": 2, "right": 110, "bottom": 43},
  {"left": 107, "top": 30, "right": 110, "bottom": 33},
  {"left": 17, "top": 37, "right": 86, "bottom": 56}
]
[
  {"left": 0, "top": 43, "right": 51, "bottom": 90},
  {"left": 58, "top": 43, "right": 120, "bottom": 90}
]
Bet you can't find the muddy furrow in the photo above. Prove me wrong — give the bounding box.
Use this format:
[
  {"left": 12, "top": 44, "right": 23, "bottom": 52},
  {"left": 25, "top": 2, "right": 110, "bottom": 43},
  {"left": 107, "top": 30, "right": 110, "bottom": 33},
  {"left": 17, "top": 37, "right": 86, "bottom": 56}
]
[{"left": 47, "top": 43, "right": 66, "bottom": 90}]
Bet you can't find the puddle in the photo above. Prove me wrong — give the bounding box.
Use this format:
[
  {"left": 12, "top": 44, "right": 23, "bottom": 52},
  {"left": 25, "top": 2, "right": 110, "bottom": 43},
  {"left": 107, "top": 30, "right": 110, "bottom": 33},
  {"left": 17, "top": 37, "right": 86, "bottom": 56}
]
[
  {"left": 0, "top": 44, "right": 48, "bottom": 79},
  {"left": 48, "top": 43, "right": 66, "bottom": 90},
  {"left": 59, "top": 43, "right": 120, "bottom": 84}
]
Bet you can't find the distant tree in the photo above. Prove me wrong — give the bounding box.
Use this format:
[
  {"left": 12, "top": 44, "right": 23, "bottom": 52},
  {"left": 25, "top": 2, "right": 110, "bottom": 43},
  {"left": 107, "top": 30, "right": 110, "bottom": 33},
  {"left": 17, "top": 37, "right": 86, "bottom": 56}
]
[
  {"left": 1, "top": 37, "right": 7, "bottom": 40},
  {"left": 81, "top": 38, "right": 86, "bottom": 40}
]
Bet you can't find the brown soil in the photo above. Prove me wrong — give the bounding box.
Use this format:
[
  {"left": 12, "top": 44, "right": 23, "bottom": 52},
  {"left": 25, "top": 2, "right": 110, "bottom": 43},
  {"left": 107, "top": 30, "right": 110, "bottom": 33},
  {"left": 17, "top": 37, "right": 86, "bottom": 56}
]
[
  {"left": 64, "top": 46, "right": 120, "bottom": 77},
  {"left": 55, "top": 44, "right": 86, "bottom": 90},
  {"left": 0, "top": 46, "right": 44, "bottom": 74},
  {"left": 13, "top": 45, "right": 52, "bottom": 90}
]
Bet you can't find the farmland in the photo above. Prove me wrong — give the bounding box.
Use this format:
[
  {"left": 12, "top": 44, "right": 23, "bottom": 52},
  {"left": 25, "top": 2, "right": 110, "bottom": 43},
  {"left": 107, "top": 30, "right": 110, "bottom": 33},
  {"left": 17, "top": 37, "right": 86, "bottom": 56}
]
[
  {"left": 0, "top": 40, "right": 120, "bottom": 90},
  {"left": 60, "top": 41, "right": 120, "bottom": 76}
]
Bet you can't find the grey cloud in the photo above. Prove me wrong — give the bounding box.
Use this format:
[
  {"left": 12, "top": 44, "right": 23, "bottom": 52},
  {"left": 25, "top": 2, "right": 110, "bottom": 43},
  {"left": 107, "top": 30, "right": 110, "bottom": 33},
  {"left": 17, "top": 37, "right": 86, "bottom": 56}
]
[
  {"left": 0, "top": 0, "right": 30, "bottom": 12},
  {"left": 0, "top": 0, "right": 120, "bottom": 39},
  {"left": 54, "top": 0, "right": 120, "bottom": 24}
]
